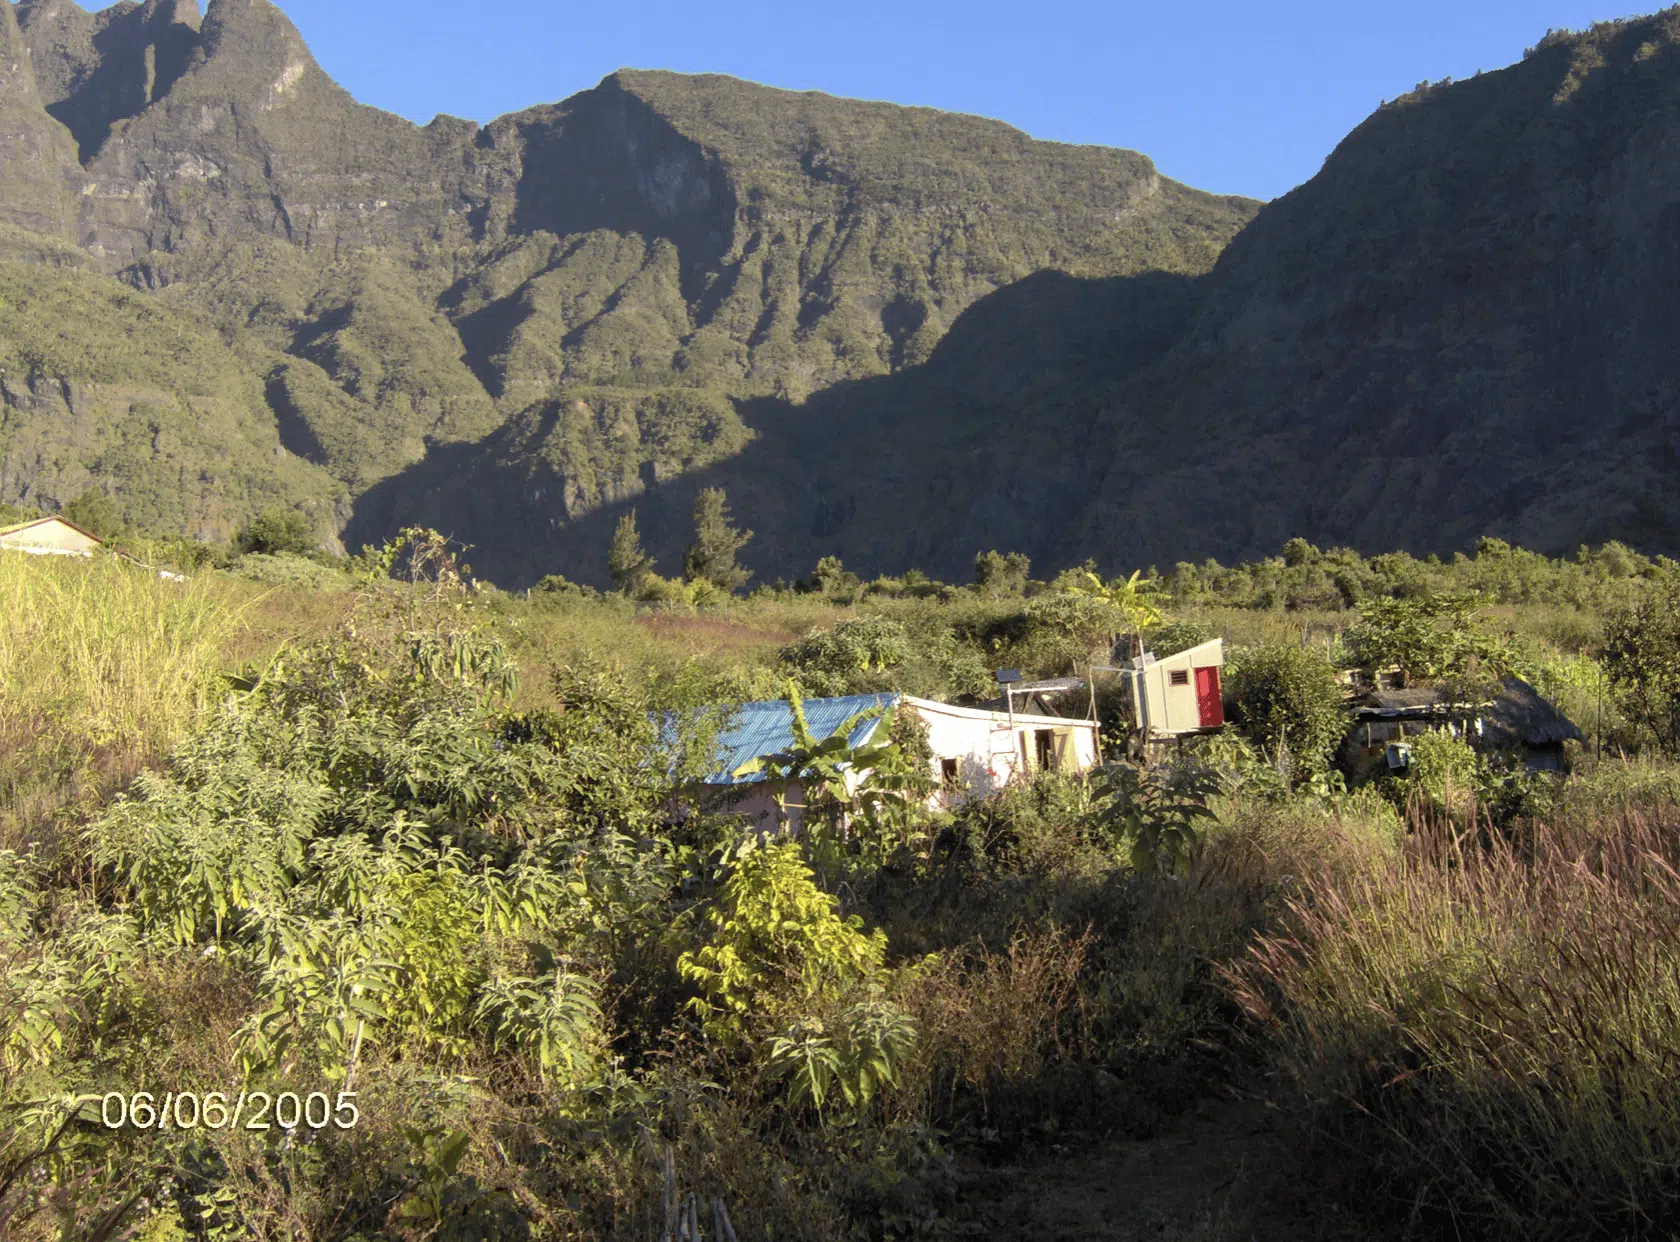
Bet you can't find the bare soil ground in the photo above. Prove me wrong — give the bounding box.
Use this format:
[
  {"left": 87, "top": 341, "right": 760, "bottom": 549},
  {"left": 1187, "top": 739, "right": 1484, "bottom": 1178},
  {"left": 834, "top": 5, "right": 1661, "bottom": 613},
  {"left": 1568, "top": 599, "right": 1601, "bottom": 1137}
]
[{"left": 941, "top": 1094, "right": 1388, "bottom": 1242}]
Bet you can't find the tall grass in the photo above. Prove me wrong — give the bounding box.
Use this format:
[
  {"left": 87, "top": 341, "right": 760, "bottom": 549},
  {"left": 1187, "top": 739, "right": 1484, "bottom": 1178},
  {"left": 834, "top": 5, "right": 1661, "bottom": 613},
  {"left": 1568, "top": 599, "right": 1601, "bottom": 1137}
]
[
  {"left": 0, "top": 555, "right": 242, "bottom": 849},
  {"left": 1229, "top": 806, "right": 1680, "bottom": 1239}
]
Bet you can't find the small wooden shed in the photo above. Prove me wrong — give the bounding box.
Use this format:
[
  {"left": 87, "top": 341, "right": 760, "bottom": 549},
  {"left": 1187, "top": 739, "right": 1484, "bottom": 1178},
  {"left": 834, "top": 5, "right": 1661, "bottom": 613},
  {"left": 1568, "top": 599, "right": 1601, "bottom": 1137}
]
[
  {"left": 0, "top": 515, "right": 104, "bottom": 557},
  {"left": 1122, "top": 639, "right": 1226, "bottom": 740}
]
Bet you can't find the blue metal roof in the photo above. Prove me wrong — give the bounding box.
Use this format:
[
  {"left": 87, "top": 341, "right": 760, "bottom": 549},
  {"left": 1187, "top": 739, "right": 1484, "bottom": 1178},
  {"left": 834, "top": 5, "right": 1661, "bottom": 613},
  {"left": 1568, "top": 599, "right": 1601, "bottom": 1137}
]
[{"left": 702, "top": 693, "right": 901, "bottom": 785}]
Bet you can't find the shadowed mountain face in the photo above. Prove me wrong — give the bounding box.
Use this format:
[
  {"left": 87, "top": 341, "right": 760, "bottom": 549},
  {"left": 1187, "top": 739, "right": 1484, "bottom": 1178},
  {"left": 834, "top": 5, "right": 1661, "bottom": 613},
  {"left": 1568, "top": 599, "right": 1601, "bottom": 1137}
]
[{"left": 3, "top": 1, "right": 1678, "bottom": 580}]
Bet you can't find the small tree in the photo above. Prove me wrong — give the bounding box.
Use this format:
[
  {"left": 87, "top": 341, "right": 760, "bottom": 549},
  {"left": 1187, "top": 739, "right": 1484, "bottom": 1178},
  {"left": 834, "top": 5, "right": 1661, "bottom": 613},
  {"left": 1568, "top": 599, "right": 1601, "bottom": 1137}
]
[
  {"left": 973, "top": 550, "right": 1030, "bottom": 596},
  {"left": 237, "top": 508, "right": 316, "bottom": 556},
  {"left": 1603, "top": 579, "right": 1680, "bottom": 754},
  {"left": 683, "top": 488, "right": 753, "bottom": 592},
  {"left": 811, "top": 556, "right": 860, "bottom": 600},
  {"left": 607, "top": 510, "right": 653, "bottom": 594},
  {"left": 1225, "top": 644, "right": 1348, "bottom": 782},
  {"left": 1068, "top": 569, "right": 1165, "bottom": 636},
  {"left": 62, "top": 488, "right": 125, "bottom": 540},
  {"left": 1345, "top": 592, "right": 1510, "bottom": 682},
  {"left": 1405, "top": 729, "right": 1484, "bottom": 817}
]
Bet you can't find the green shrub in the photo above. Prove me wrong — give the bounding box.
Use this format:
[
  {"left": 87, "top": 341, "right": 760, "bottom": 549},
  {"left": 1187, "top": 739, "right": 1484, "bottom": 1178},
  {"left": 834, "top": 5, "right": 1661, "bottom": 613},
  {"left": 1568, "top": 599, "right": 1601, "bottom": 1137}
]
[
  {"left": 1224, "top": 644, "right": 1348, "bottom": 781},
  {"left": 236, "top": 507, "right": 318, "bottom": 556},
  {"left": 61, "top": 488, "right": 126, "bottom": 540},
  {"left": 766, "top": 999, "right": 917, "bottom": 1118},
  {"left": 676, "top": 840, "right": 890, "bottom": 1044},
  {"left": 973, "top": 550, "right": 1030, "bottom": 596},
  {"left": 1602, "top": 577, "right": 1680, "bottom": 754},
  {"left": 1404, "top": 728, "right": 1483, "bottom": 816},
  {"left": 1345, "top": 591, "right": 1512, "bottom": 681},
  {"left": 1148, "top": 619, "right": 1216, "bottom": 657},
  {"left": 229, "top": 551, "right": 349, "bottom": 589},
  {"left": 779, "top": 616, "right": 911, "bottom": 695}
]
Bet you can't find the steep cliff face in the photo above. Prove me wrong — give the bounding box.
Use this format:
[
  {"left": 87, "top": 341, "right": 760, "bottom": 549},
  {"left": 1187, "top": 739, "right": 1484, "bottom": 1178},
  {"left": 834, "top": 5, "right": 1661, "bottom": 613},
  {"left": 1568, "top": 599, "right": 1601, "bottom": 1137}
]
[
  {"left": 0, "top": 0, "right": 82, "bottom": 241},
  {"left": 1066, "top": 9, "right": 1680, "bottom": 566},
  {"left": 352, "top": 8, "right": 1680, "bottom": 586},
  {"left": 466, "top": 70, "right": 1241, "bottom": 405},
  {"left": 0, "top": 0, "right": 1257, "bottom": 554},
  {"left": 66, "top": 0, "right": 487, "bottom": 273},
  {"left": 18, "top": 0, "right": 201, "bottom": 162}
]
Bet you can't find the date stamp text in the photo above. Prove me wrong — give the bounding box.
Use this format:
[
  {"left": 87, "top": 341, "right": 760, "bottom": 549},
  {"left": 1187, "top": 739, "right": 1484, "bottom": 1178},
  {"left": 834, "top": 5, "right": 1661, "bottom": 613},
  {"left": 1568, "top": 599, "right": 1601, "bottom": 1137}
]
[{"left": 100, "top": 1090, "right": 359, "bottom": 1132}]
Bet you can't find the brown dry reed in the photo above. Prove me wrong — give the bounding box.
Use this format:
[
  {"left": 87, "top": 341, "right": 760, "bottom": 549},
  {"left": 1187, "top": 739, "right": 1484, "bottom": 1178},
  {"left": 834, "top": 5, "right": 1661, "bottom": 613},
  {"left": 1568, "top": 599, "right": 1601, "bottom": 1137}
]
[{"left": 1227, "top": 802, "right": 1680, "bottom": 1240}]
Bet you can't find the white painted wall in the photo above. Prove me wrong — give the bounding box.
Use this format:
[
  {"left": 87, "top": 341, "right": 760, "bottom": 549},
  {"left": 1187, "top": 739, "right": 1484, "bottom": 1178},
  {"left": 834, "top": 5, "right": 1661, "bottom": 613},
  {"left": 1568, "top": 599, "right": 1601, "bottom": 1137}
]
[
  {"left": 904, "top": 697, "right": 1099, "bottom": 810},
  {"left": 707, "top": 697, "right": 1102, "bottom": 827}
]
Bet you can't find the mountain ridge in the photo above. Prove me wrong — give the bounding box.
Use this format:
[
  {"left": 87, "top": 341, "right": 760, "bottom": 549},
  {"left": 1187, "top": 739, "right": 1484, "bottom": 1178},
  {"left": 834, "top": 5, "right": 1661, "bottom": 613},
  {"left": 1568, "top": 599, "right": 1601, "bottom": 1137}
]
[
  {"left": 0, "top": 0, "right": 1258, "bottom": 562},
  {"left": 5, "top": 1, "right": 1678, "bottom": 585}
]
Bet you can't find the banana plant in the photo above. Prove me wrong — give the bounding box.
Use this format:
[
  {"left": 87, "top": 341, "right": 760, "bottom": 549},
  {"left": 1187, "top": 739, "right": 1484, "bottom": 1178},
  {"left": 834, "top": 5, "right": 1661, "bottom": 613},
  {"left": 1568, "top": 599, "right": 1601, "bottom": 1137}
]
[
  {"left": 731, "top": 683, "right": 908, "bottom": 833},
  {"left": 1070, "top": 569, "right": 1166, "bottom": 636}
]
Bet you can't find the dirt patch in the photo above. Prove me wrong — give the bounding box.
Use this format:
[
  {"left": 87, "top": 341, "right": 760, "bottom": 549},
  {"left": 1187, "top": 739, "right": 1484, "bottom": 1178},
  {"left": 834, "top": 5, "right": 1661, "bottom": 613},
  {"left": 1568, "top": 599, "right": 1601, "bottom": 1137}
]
[{"left": 940, "top": 1094, "right": 1386, "bottom": 1242}]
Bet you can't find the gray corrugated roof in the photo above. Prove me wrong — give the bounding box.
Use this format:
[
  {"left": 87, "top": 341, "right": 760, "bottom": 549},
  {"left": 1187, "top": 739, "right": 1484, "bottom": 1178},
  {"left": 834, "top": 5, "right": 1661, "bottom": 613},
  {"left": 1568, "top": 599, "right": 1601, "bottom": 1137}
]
[{"left": 702, "top": 693, "right": 900, "bottom": 785}]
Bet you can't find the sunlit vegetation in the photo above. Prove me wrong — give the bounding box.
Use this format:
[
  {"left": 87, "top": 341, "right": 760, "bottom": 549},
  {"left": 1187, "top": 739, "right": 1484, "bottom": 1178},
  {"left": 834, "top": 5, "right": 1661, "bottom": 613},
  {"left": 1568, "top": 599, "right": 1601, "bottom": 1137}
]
[{"left": 1, "top": 532, "right": 1678, "bottom": 1238}]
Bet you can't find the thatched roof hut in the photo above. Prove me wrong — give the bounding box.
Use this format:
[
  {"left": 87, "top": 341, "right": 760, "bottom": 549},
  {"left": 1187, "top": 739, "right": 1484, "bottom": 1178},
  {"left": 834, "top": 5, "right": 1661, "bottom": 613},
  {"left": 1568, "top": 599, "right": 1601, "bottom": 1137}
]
[
  {"left": 1343, "top": 676, "right": 1582, "bottom": 778},
  {"left": 1479, "top": 677, "right": 1583, "bottom": 748}
]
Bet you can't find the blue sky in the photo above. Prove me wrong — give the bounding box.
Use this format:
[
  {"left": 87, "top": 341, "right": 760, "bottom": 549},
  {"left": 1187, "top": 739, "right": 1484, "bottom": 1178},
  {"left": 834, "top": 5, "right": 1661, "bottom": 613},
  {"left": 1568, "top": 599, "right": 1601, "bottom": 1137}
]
[{"left": 265, "top": 0, "right": 1644, "bottom": 201}]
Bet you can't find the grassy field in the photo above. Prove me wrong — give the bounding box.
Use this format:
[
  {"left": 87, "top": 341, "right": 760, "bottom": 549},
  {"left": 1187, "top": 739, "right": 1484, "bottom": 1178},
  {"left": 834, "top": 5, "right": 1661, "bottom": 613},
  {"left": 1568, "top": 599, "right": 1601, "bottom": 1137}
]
[{"left": 0, "top": 539, "right": 1676, "bottom": 1240}]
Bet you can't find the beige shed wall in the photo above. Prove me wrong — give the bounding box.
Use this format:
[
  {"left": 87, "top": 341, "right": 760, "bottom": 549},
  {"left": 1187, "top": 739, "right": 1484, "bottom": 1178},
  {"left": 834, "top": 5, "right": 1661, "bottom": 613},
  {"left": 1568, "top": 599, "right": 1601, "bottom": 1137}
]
[{"left": 0, "top": 519, "right": 101, "bottom": 556}]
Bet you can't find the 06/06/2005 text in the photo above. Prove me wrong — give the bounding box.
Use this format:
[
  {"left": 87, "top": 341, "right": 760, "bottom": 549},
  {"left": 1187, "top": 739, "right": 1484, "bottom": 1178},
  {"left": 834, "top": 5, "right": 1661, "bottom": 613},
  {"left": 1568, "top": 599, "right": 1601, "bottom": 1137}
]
[{"left": 100, "top": 1090, "right": 359, "bottom": 1132}]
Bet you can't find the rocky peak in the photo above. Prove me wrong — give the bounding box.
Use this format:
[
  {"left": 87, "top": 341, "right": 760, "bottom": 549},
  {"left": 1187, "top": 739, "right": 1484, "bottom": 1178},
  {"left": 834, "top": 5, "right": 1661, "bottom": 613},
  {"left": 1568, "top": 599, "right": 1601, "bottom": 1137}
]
[
  {"left": 0, "top": 0, "right": 82, "bottom": 236},
  {"left": 17, "top": 0, "right": 203, "bottom": 160},
  {"left": 184, "top": 0, "right": 316, "bottom": 105}
]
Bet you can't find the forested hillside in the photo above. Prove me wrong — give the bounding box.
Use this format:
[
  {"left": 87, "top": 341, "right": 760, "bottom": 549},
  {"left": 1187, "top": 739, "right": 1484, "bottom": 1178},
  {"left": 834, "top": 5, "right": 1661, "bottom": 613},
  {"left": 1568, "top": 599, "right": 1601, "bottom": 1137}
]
[
  {"left": 422, "top": 8, "right": 1680, "bottom": 586},
  {"left": 4, "top": 1, "right": 1680, "bottom": 587},
  {"left": 0, "top": 0, "right": 1255, "bottom": 556}
]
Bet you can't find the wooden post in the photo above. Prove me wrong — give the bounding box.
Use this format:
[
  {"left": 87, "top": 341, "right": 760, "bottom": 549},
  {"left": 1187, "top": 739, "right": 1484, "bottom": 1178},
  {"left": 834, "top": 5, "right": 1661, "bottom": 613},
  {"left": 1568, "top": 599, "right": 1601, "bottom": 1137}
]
[{"left": 661, "top": 1146, "right": 677, "bottom": 1242}]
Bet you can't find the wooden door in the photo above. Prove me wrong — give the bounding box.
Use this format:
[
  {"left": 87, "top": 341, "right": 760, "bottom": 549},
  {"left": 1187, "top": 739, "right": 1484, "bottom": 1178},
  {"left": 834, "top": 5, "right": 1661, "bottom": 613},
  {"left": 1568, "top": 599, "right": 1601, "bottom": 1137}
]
[{"left": 1195, "top": 666, "right": 1224, "bottom": 728}]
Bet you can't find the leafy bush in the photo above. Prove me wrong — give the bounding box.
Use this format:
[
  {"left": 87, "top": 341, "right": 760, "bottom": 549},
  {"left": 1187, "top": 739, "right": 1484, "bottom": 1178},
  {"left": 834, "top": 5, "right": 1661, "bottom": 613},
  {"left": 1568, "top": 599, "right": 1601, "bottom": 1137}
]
[
  {"left": 1404, "top": 728, "right": 1483, "bottom": 816},
  {"left": 1345, "top": 591, "right": 1512, "bottom": 681},
  {"left": 766, "top": 999, "right": 917, "bottom": 1118},
  {"left": 1148, "top": 619, "right": 1216, "bottom": 657},
  {"left": 61, "top": 488, "right": 126, "bottom": 540},
  {"left": 1224, "top": 644, "right": 1348, "bottom": 781},
  {"left": 676, "top": 840, "right": 890, "bottom": 1044},
  {"left": 236, "top": 507, "right": 318, "bottom": 556},
  {"left": 83, "top": 567, "right": 670, "bottom": 1087},
  {"left": 779, "top": 616, "right": 911, "bottom": 695},
  {"left": 229, "top": 551, "right": 350, "bottom": 589},
  {"left": 1602, "top": 577, "right": 1680, "bottom": 754},
  {"left": 808, "top": 555, "right": 861, "bottom": 602},
  {"left": 973, "top": 550, "right": 1030, "bottom": 596}
]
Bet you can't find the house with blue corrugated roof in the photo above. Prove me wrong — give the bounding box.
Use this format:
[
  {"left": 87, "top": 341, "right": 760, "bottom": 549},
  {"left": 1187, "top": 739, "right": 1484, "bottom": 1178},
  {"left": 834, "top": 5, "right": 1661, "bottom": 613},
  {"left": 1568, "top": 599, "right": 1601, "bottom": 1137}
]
[{"left": 701, "top": 691, "right": 1101, "bottom": 832}]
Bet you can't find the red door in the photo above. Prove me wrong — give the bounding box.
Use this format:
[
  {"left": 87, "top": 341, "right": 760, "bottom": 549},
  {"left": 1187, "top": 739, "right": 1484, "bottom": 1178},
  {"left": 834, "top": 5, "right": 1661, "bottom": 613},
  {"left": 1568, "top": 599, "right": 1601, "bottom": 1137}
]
[{"left": 1195, "top": 666, "right": 1224, "bottom": 728}]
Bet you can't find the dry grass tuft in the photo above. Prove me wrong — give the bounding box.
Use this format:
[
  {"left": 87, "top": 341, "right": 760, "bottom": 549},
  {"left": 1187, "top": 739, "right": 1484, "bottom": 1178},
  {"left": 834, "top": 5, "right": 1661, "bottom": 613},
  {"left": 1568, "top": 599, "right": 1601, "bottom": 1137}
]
[{"left": 1228, "top": 804, "right": 1680, "bottom": 1238}]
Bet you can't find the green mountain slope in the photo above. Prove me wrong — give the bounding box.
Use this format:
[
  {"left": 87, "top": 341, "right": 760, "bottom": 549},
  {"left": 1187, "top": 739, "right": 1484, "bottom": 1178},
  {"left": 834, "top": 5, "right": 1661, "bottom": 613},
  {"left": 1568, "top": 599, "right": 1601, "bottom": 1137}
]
[
  {"left": 1069, "top": 10, "right": 1680, "bottom": 566},
  {"left": 0, "top": 254, "right": 339, "bottom": 535},
  {"left": 0, "top": 0, "right": 1257, "bottom": 553},
  {"left": 364, "top": 8, "right": 1680, "bottom": 585},
  {"left": 14, "top": 0, "right": 1677, "bottom": 585}
]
